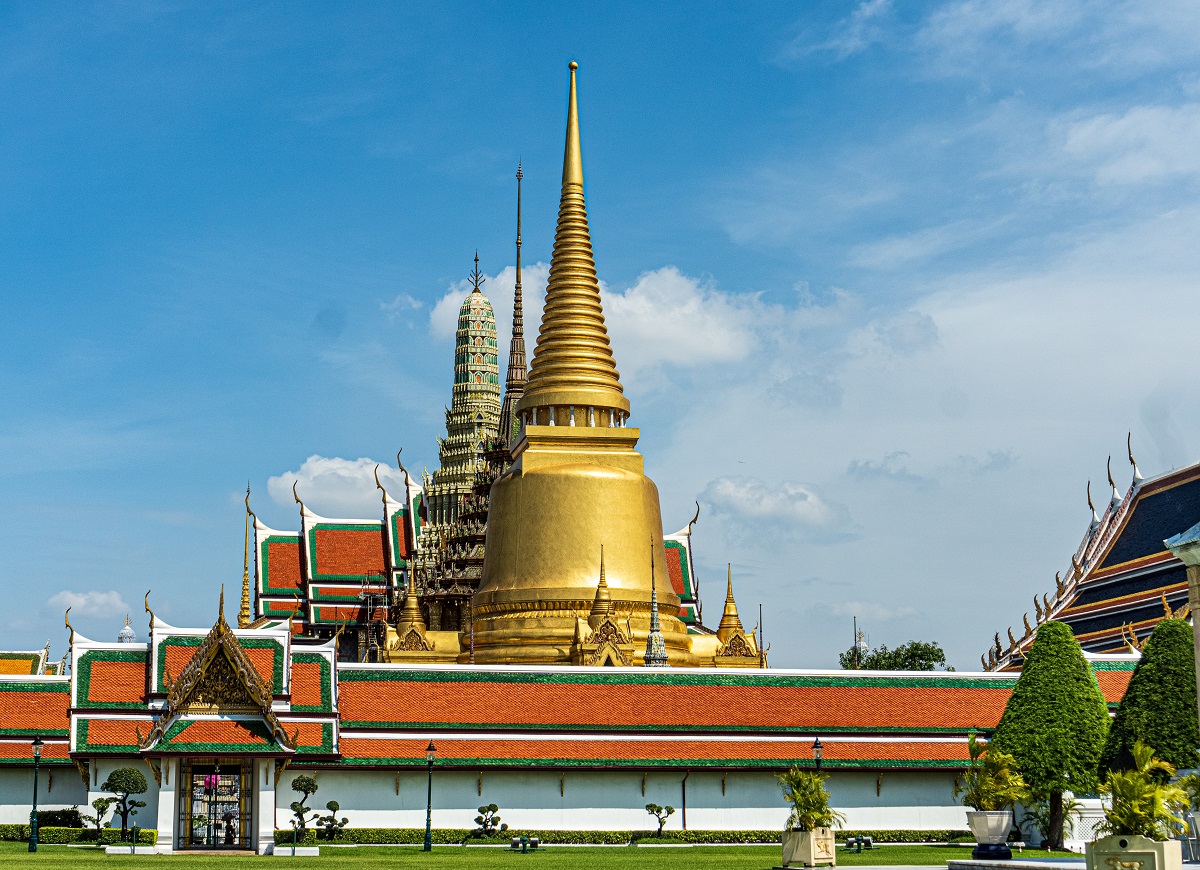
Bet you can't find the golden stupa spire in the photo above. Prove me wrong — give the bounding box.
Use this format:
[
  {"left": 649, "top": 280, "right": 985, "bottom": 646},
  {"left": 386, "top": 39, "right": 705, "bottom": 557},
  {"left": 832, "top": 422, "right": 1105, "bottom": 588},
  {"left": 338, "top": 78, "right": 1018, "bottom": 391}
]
[
  {"left": 588, "top": 546, "right": 613, "bottom": 628},
  {"left": 239, "top": 483, "right": 253, "bottom": 628},
  {"left": 516, "top": 61, "right": 630, "bottom": 428},
  {"left": 716, "top": 564, "right": 746, "bottom": 645},
  {"left": 397, "top": 588, "right": 428, "bottom": 634}
]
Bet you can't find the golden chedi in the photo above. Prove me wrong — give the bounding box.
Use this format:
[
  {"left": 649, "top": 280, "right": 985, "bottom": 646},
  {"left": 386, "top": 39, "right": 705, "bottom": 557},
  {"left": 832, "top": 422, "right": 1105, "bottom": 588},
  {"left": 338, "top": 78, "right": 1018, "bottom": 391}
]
[{"left": 468, "top": 61, "right": 696, "bottom": 666}]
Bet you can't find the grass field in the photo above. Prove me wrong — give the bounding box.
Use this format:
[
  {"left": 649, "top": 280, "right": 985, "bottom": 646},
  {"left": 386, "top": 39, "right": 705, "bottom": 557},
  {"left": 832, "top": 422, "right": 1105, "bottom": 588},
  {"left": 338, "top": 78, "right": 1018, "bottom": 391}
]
[{"left": 0, "top": 841, "right": 1081, "bottom": 868}]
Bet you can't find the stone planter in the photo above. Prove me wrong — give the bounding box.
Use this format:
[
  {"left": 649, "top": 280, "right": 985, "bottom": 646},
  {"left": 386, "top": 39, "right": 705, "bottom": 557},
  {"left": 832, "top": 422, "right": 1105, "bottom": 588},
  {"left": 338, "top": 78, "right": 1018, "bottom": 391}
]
[
  {"left": 966, "top": 809, "right": 1013, "bottom": 860},
  {"left": 782, "top": 827, "right": 836, "bottom": 867},
  {"left": 1086, "top": 834, "right": 1182, "bottom": 870}
]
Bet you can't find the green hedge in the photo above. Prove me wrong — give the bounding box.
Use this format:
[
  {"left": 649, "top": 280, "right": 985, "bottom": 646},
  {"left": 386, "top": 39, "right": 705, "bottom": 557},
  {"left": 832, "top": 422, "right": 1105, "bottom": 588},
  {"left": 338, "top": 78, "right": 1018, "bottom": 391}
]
[
  {"left": 0, "top": 826, "right": 156, "bottom": 845},
  {"left": 273, "top": 827, "right": 969, "bottom": 846}
]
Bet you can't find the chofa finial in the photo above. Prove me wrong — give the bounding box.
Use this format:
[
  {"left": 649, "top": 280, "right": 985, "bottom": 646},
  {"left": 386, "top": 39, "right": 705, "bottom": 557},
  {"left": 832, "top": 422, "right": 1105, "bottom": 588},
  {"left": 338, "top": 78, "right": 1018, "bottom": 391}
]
[{"left": 1128, "top": 432, "right": 1144, "bottom": 482}]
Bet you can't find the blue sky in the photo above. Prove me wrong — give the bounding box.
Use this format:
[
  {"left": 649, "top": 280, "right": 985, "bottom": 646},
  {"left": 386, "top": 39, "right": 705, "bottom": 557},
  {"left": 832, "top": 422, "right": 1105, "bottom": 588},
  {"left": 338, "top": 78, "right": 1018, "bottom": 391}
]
[{"left": 3, "top": 1, "right": 1200, "bottom": 668}]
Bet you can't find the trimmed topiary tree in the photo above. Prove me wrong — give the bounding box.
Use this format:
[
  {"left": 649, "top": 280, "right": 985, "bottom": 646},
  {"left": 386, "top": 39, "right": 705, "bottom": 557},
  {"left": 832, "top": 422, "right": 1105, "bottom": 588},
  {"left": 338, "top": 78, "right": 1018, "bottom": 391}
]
[
  {"left": 101, "top": 768, "right": 148, "bottom": 842},
  {"left": 989, "top": 621, "right": 1109, "bottom": 851},
  {"left": 1099, "top": 618, "right": 1199, "bottom": 774}
]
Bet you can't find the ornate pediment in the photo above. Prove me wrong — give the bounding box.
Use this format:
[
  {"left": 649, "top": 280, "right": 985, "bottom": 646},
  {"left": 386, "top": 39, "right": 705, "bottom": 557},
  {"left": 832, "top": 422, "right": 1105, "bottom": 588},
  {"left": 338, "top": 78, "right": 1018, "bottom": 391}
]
[
  {"left": 141, "top": 590, "right": 293, "bottom": 751},
  {"left": 718, "top": 631, "right": 756, "bottom": 658}
]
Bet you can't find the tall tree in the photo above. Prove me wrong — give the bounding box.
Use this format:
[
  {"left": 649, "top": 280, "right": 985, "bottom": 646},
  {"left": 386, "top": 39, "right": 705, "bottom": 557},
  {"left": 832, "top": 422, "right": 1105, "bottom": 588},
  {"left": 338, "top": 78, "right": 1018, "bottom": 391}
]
[
  {"left": 989, "top": 621, "right": 1109, "bottom": 850},
  {"left": 839, "top": 640, "right": 951, "bottom": 671},
  {"left": 1099, "top": 618, "right": 1199, "bottom": 773}
]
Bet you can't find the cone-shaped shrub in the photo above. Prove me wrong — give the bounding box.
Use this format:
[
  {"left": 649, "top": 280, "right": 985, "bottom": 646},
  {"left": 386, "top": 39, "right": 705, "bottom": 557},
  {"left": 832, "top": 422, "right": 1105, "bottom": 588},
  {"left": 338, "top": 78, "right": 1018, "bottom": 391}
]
[
  {"left": 990, "top": 621, "right": 1109, "bottom": 849},
  {"left": 1099, "top": 618, "right": 1198, "bottom": 773}
]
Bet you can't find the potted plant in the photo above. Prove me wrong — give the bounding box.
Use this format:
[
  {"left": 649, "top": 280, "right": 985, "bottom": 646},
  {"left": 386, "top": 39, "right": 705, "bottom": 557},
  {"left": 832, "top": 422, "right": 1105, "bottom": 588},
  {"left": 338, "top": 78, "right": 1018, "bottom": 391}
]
[
  {"left": 1087, "top": 742, "right": 1188, "bottom": 870},
  {"left": 778, "top": 765, "right": 845, "bottom": 868},
  {"left": 954, "top": 732, "right": 1028, "bottom": 859}
]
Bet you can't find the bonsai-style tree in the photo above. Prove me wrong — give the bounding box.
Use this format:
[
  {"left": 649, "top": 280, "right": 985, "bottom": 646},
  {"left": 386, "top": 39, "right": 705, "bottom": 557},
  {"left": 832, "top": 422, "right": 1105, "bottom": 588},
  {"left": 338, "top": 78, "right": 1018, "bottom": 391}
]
[
  {"left": 776, "top": 766, "right": 846, "bottom": 832},
  {"left": 81, "top": 797, "right": 115, "bottom": 838},
  {"left": 289, "top": 775, "right": 320, "bottom": 834},
  {"left": 839, "top": 640, "right": 952, "bottom": 671},
  {"left": 989, "top": 621, "right": 1109, "bottom": 851},
  {"left": 1098, "top": 741, "right": 1189, "bottom": 840},
  {"left": 954, "top": 732, "right": 1028, "bottom": 811},
  {"left": 1099, "top": 618, "right": 1199, "bottom": 774},
  {"left": 316, "top": 800, "right": 349, "bottom": 841},
  {"left": 472, "top": 804, "right": 508, "bottom": 837},
  {"left": 101, "top": 767, "right": 148, "bottom": 842},
  {"left": 645, "top": 803, "right": 675, "bottom": 836}
]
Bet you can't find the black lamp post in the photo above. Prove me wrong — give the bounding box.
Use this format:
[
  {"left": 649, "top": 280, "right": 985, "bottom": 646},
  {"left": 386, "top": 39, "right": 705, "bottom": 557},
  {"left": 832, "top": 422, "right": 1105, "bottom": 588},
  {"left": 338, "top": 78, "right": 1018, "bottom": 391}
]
[
  {"left": 29, "top": 735, "right": 43, "bottom": 853},
  {"left": 812, "top": 737, "right": 823, "bottom": 772},
  {"left": 423, "top": 741, "right": 437, "bottom": 852}
]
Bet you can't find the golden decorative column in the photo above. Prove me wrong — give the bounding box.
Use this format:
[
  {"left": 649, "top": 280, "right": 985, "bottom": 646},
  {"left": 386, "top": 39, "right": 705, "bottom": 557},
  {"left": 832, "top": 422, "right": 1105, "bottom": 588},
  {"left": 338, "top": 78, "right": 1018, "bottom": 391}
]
[{"left": 468, "top": 62, "right": 695, "bottom": 666}]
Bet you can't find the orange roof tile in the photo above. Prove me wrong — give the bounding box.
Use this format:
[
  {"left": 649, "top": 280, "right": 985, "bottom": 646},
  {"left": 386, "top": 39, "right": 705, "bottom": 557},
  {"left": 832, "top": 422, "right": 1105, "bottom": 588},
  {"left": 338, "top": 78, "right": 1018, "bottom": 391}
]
[
  {"left": 0, "top": 687, "right": 69, "bottom": 733},
  {"left": 290, "top": 661, "right": 326, "bottom": 709},
  {"left": 312, "top": 528, "right": 385, "bottom": 576},
  {"left": 86, "top": 661, "right": 146, "bottom": 704},
  {"left": 0, "top": 740, "right": 69, "bottom": 760}
]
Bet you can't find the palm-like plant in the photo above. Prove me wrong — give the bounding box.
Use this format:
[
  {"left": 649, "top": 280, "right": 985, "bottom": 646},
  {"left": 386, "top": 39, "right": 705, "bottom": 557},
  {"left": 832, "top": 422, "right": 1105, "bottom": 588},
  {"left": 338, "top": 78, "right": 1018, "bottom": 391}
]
[
  {"left": 777, "top": 766, "right": 846, "bottom": 832},
  {"left": 954, "top": 733, "right": 1029, "bottom": 811},
  {"left": 1098, "top": 741, "right": 1189, "bottom": 841}
]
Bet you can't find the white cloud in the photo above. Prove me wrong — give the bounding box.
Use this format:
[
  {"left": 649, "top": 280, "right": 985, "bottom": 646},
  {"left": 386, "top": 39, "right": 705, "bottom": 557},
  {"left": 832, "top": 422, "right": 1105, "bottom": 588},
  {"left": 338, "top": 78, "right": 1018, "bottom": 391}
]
[
  {"left": 780, "top": 0, "right": 894, "bottom": 62},
  {"left": 268, "top": 455, "right": 408, "bottom": 519},
  {"left": 429, "top": 262, "right": 550, "bottom": 349},
  {"left": 48, "top": 590, "right": 129, "bottom": 618},
  {"left": 604, "top": 267, "right": 760, "bottom": 379},
  {"left": 700, "top": 477, "right": 859, "bottom": 543},
  {"left": 1062, "top": 103, "right": 1200, "bottom": 185}
]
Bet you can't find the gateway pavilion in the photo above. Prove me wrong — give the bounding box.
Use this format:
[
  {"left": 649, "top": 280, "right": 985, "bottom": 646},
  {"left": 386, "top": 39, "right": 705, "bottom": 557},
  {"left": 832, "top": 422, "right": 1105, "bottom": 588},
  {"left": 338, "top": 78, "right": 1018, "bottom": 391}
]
[{"left": 0, "top": 63, "right": 1165, "bottom": 852}]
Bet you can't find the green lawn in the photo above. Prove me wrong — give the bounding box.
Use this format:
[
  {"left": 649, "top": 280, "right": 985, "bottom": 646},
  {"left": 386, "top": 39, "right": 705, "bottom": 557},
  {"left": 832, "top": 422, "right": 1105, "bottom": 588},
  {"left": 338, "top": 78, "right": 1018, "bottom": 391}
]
[{"left": 0, "top": 841, "right": 1080, "bottom": 868}]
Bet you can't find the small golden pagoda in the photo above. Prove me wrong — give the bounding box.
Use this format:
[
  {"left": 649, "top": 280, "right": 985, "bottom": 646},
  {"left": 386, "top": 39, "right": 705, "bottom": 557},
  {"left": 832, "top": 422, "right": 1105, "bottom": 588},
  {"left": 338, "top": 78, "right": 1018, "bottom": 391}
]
[{"left": 469, "top": 62, "right": 697, "bottom": 666}]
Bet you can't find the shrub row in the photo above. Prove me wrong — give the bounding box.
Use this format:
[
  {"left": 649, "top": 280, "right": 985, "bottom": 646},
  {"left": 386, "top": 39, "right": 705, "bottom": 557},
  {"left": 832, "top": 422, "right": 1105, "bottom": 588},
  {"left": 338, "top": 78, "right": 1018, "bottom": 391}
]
[
  {"left": 273, "top": 827, "right": 969, "bottom": 846},
  {"left": 0, "top": 826, "right": 156, "bottom": 845}
]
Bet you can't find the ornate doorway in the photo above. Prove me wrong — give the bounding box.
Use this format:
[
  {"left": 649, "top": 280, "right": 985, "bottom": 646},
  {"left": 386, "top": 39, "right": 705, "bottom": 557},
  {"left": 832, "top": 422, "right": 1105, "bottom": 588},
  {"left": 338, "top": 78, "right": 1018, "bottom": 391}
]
[{"left": 178, "top": 758, "right": 252, "bottom": 849}]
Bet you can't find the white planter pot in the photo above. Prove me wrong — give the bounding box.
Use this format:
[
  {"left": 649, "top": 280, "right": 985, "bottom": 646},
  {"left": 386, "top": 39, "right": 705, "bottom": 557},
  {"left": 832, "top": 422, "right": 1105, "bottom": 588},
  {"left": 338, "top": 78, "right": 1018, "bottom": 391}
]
[
  {"left": 782, "top": 828, "right": 836, "bottom": 868},
  {"left": 1086, "top": 834, "right": 1182, "bottom": 870},
  {"left": 967, "top": 810, "right": 1013, "bottom": 845}
]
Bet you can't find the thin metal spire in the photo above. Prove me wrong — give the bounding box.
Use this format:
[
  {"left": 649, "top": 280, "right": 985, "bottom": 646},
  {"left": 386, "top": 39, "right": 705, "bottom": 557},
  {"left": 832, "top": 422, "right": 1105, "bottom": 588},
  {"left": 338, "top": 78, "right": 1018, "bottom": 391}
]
[
  {"left": 240, "top": 483, "right": 253, "bottom": 628},
  {"left": 499, "top": 162, "right": 527, "bottom": 443},
  {"left": 643, "top": 537, "right": 668, "bottom": 667}
]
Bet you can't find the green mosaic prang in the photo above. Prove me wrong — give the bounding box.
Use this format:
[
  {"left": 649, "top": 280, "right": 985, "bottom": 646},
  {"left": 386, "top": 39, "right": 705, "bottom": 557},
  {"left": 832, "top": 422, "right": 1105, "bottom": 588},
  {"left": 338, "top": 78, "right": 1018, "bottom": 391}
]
[
  {"left": 75, "top": 718, "right": 142, "bottom": 753},
  {"left": 155, "top": 636, "right": 285, "bottom": 694},
  {"left": 290, "top": 654, "right": 333, "bottom": 713},
  {"left": 75, "top": 649, "right": 148, "bottom": 710},
  {"left": 336, "top": 755, "right": 966, "bottom": 770},
  {"left": 307, "top": 522, "right": 385, "bottom": 583},
  {"left": 259, "top": 534, "right": 303, "bottom": 596},
  {"left": 0, "top": 652, "right": 42, "bottom": 675},
  {"left": 336, "top": 667, "right": 1019, "bottom": 691}
]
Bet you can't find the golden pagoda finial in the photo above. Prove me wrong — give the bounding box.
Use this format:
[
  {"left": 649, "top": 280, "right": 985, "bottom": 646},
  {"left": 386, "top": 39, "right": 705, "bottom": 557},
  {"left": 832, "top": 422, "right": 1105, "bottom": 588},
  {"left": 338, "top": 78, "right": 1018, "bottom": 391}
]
[
  {"left": 469, "top": 251, "right": 485, "bottom": 293},
  {"left": 144, "top": 590, "right": 156, "bottom": 627},
  {"left": 397, "top": 588, "right": 428, "bottom": 636},
  {"left": 219, "top": 584, "right": 226, "bottom": 623},
  {"left": 240, "top": 483, "right": 253, "bottom": 628},
  {"left": 716, "top": 563, "right": 746, "bottom": 644},
  {"left": 516, "top": 60, "right": 630, "bottom": 426},
  {"left": 588, "top": 546, "right": 613, "bottom": 628}
]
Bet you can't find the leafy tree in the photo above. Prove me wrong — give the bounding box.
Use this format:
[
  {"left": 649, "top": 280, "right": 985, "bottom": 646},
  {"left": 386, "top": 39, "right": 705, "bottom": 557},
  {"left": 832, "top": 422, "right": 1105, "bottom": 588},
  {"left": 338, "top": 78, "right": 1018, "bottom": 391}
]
[
  {"left": 289, "top": 775, "right": 320, "bottom": 833},
  {"left": 316, "top": 800, "right": 348, "bottom": 841},
  {"left": 839, "top": 640, "right": 952, "bottom": 671},
  {"left": 101, "top": 768, "right": 148, "bottom": 842},
  {"left": 953, "top": 733, "right": 1028, "bottom": 811},
  {"left": 472, "top": 803, "right": 509, "bottom": 837},
  {"left": 1098, "top": 741, "right": 1189, "bottom": 841},
  {"left": 776, "top": 767, "right": 846, "bottom": 832},
  {"left": 989, "top": 621, "right": 1109, "bottom": 851},
  {"left": 645, "top": 803, "right": 675, "bottom": 836},
  {"left": 81, "top": 797, "right": 114, "bottom": 837},
  {"left": 1099, "top": 618, "right": 1199, "bottom": 774}
]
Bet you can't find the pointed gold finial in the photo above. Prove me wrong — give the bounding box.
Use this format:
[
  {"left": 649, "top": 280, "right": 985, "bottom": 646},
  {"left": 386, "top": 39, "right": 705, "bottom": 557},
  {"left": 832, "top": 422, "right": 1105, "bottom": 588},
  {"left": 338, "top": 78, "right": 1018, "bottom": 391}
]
[
  {"left": 1087, "top": 481, "right": 1098, "bottom": 522},
  {"left": 1043, "top": 592, "right": 1051, "bottom": 614},
  {"left": 240, "top": 483, "right": 253, "bottom": 628},
  {"left": 1071, "top": 554, "right": 1082, "bottom": 579},
  {"left": 64, "top": 607, "right": 75, "bottom": 644},
  {"left": 1055, "top": 571, "right": 1065, "bottom": 595},
  {"left": 1034, "top": 595, "right": 1043, "bottom": 622},
  {"left": 1007, "top": 626, "right": 1017, "bottom": 649},
  {"left": 1022, "top": 612, "right": 1032, "bottom": 636},
  {"left": 716, "top": 563, "right": 746, "bottom": 644},
  {"left": 397, "top": 588, "right": 428, "bottom": 635},
  {"left": 588, "top": 546, "right": 613, "bottom": 628},
  {"left": 516, "top": 59, "right": 630, "bottom": 426},
  {"left": 469, "top": 251, "right": 486, "bottom": 293},
  {"left": 374, "top": 464, "right": 389, "bottom": 505},
  {"left": 144, "top": 590, "right": 156, "bottom": 627},
  {"left": 292, "top": 480, "right": 305, "bottom": 510},
  {"left": 1128, "top": 432, "right": 1144, "bottom": 481},
  {"left": 396, "top": 449, "right": 413, "bottom": 490},
  {"left": 219, "top": 584, "right": 226, "bottom": 621},
  {"left": 687, "top": 501, "right": 701, "bottom": 534}
]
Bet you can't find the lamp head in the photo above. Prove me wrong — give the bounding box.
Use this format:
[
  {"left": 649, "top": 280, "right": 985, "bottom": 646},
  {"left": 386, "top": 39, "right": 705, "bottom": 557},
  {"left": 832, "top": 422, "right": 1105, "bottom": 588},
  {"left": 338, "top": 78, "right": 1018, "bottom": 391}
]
[
  {"left": 426, "top": 741, "right": 437, "bottom": 762},
  {"left": 812, "top": 737, "right": 823, "bottom": 762},
  {"left": 31, "top": 735, "right": 43, "bottom": 759}
]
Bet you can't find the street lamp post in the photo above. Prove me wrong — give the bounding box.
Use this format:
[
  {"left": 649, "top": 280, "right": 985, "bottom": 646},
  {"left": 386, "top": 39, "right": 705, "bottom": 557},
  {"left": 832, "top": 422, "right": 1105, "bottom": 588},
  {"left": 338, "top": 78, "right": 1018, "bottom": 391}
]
[
  {"left": 29, "top": 736, "right": 44, "bottom": 853},
  {"left": 812, "top": 737, "right": 823, "bottom": 773},
  {"left": 423, "top": 741, "right": 437, "bottom": 852}
]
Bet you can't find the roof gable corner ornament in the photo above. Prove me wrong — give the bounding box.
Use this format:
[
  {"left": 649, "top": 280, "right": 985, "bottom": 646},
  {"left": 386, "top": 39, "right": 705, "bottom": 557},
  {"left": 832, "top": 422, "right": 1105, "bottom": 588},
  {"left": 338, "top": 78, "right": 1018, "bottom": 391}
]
[{"left": 1128, "top": 432, "right": 1144, "bottom": 483}]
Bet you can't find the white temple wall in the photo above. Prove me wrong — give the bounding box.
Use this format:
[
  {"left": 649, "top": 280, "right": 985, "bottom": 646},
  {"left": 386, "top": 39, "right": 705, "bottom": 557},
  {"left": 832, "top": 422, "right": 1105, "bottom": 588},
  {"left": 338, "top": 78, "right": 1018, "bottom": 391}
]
[
  {"left": 276, "top": 768, "right": 968, "bottom": 833},
  {"left": 83, "top": 758, "right": 162, "bottom": 833},
  {"left": 0, "top": 767, "right": 88, "bottom": 824}
]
